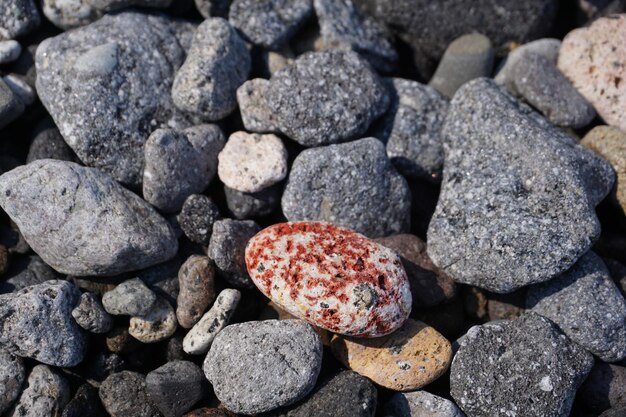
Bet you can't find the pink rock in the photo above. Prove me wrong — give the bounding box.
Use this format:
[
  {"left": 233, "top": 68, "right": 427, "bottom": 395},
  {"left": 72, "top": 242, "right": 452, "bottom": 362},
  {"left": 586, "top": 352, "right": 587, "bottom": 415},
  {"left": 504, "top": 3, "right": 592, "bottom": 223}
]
[
  {"left": 245, "top": 221, "right": 412, "bottom": 337},
  {"left": 558, "top": 15, "right": 626, "bottom": 132}
]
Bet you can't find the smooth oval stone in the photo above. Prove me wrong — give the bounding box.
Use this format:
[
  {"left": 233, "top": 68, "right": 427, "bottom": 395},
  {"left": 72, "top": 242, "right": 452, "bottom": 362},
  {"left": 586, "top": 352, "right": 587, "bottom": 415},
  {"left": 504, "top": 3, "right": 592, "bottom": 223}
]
[
  {"left": 246, "top": 221, "right": 412, "bottom": 337},
  {"left": 330, "top": 319, "right": 452, "bottom": 391},
  {"left": 128, "top": 297, "right": 177, "bottom": 343}
]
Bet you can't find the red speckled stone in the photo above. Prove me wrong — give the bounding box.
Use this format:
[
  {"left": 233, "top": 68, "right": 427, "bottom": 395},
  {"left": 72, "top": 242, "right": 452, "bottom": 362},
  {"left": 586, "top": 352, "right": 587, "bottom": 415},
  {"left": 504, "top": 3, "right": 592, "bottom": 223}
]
[{"left": 245, "top": 221, "right": 412, "bottom": 337}]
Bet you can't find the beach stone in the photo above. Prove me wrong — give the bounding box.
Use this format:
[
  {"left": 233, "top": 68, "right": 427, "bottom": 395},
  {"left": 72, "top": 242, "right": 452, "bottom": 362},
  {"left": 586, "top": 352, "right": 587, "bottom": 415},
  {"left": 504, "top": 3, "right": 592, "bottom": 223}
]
[
  {"left": 527, "top": 252, "right": 626, "bottom": 362},
  {"left": 331, "top": 319, "right": 451, "bottom": 390},
  {"left": 146, "top": 360, "right": 205, "bottom": 417},
  {"left": 178, "top": 194, "right": 221, "bottom": 246},
  {"left": 129, "top": 297, "right": 178, "bottom": 343},
  {"left": 558, "top": 15, "right": 626, "bottom": 132},
  {"left": 27, "top": 119, "right": 77, "bottom": 163},
  {"left": 0, "top": 160, "right": 178, "bottom": 276},
  {"left": 183, "top": 288, "right": 241, "bottom": 355},
  {"left": 225, "top": 184, "right": 281, "bottom": 219},
  {"left": 236, "top": 79, "right": 279, "bottom": 133},
  {"left": 247, "top": 222, "right": 412, "bottom": 337},
  {"left": 41, "top": 0, "right": 101, "bottom": 30},
  {"left": 89, "top": 0, "right": 173, "bottom": 11},
  {"left": 375, "top": 234, "right": 456, "bottom": 309},
  {"left": 172, "top": 18, "right": 250, "bottom": 121},
  {"left": 195, "top": 0, "right": 232, "bottom": 18},
  {"left": 0, "top": 280, "right": 87, "bottom": 367},
  {"left": 0, "top": 254, "right": 60, "bottom": 294},
  {"left": 0, "top": 78, "right": 24, "bottom": 129},
  {"left": 208, "top": 219, "right": 260, "bottom": 288},
  {"left": 228, "top": 0, "right": 312, "bottom": 49},
  {"left": 62, "top": 384, "right": 108, "bottom": 417},
  {"left": 139, "top": 258, "right": 181, "bottom": 307},
  {"left": 4, "top": 74, "right": 34, "bottom": 106},
  {"left": 514, "top": 52, "right": 595, "bottom": 128},
  {"left": 99, "top": 371, "right": 162, "bottom": 417},
  {"left": 450, "top": 313, "right": 594, "bottom": 417},
  {"left": 0, "top": 41, "right": 21, "bottom": 65},
  {"left": 429, "top": 33, "right": 494, "bottom": 98},
  {"left": 382, "top": 391, "right": 464, "bottom": 417},
  {"left": 218, "top": 132, "right": 288, "bottom": 193},
  {"left": 72, "top": 292, "right": 113, "bottom": 333},
  {"left": 35, "top": 11, "right": 195, "bottom": 186},
  {"left": 143, "top": 125, "right": 225, "bottom": 213},
  {"left": 267, "top": 50, "right": 389, "bottom": 146},
  {"left": 177, "top": 255, "right": 216, "bottom": 329},
  {"left": 0, "top": 350, "right": 23, "bottom": 415},
  {"left": 578, "top": 362, "right": 626, "bottom": 413},
  {"left": 183, "top": 408, "right": 230, "bottom": 417},
  {"left": 0, "top": 0, "right": 40, "bottom": 40},
  {"left": 7, "top": 365, "right": 69, "bottom": 417},
  {"left": 204, "top": 319, "right": 322, "bottom": 415},
  {"left": 102, "top": 278, "right": 158, "bottom": 317},
  {"left": 427, "top": 78, "right": 611, "bottom": 293}
]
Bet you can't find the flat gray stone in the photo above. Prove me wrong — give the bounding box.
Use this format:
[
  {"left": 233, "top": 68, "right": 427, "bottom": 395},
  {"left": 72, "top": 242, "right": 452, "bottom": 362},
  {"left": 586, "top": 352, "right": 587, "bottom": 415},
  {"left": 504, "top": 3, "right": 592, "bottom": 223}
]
[
  {"left": 208, "top": 219, "right": 260, "bottom": 288},
  {"left": 7, "top": 365, "right": 69, "bottom": 417},
  {"left": 0, "top": 349, "right": 24, "bottom": 415},
  {"left": 382, "top": 390, "right": 463, "bottom": 417},
  {"left": 102, "top": 278, "right": 157, "bottom": 317},
  {"left": 0, "top": 0, "right": 40, "bottom": 40},
  {"left": 0, "top": 160, "right": 178, "bottom": 276},
  {"left": 71, "top": 292, "right": 113, "bottom": 334},
  {"left": 146, "top": 360, "right": 205, "bottom": 417}
]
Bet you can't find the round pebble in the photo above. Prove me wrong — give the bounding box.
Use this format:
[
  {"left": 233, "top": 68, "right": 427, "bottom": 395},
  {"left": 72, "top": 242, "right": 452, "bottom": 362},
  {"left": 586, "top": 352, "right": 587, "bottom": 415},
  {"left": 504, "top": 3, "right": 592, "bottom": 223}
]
[
  {"left": 102, "top": 278, "right": 158, "bottom": 317},
  {"left": 129, "top": 297, "right": 178, "bottom": 343},
  {"left": 236, "top": 79, "right": 278, "bottom": 133},
  {"left": 0, "top": 40, "right": 21, "bottom": 65},
  {"left": 99, "top": 371, "right": 162, "bottom": 417},
  {"left": 208, "top": 219, "right": 260, "bottom": 288},
  {"left": 0, "top": 349, "right": 24, "bottom": 415},
  {"left": 71, "top": 291, "right": 114, "bottom": 334},
  {"left": 146, "top": 360, "right": 206, "bottom": 417},
  {"left": 178, "top": 194, "right": 222, "bottom": 246},
  {"left": 176, "top": 255, "right": 216, "bottom": 329}
]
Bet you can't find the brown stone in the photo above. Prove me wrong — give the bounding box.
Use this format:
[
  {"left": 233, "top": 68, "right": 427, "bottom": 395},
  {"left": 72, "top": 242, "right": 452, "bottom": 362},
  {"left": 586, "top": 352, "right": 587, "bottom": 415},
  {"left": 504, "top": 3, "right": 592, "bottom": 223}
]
[
  {"left": 176, "top": 255, "right": 216, "bottom": 329},
  {"left": 105, "top": 326, "right": 140, "bottom": 354},
  {"left": 487, "top": 289, "right": 526, "bottom": 321},
  {"left": 330, "top": 318, "right": 452, "bottom": 391}
]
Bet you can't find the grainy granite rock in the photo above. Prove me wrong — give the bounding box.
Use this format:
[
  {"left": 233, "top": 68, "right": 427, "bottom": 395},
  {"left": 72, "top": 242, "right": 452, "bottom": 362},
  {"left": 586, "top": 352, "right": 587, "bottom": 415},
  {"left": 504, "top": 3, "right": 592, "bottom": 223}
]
[
  {"left": 177, "top": 255, "right": 215, "bottom": 329},
  {"left": 236, "top": 79, "right": 279, "bottom": 133},
  {"left": 382, "top": 391, "right": 464, "bottom": 417},
  {"left": 99, "top": 371, "right": 162, "bottom": 417},
  {"left": 0, "top": 78, "right": 24, "bottom": 129},
  {"left": 195, "top": 0, "right": 232, "bottom": 18},
  {"left": 0, "top": 349, "right": 24, "bottom": 415},
  {"left": 373, "top": 78, "right": 448, "bottom": 182},
  {"left": 143, "top": 125, "right": 225, "bottom": 213},
  {"left": 282, "top": 137, "right": 411, "bottom": 237},
  {"left": 129, "top": 297, "right": 177, "bottom": 343},
  {"left": 7, "top": 365, "right": 69, "bottom": 417},
  {"left": 172, "top": 18, "right": 250, "bottom": 121},
  {"left": 514, "top": 52, "right": 595, "bottom": 128},
  {"left": 267, "top": 50, "right": 389, "bottom": 146},
  {"left": 204, "top": 320, "right": 322, "bottom": 415},
  {"left": 228, "top": 0, "right": 312, "bottom": 49},
  {"left": 0, "top": 280, "right": 87, "bottom": 367},
  {"left": 225, "top": 184, "right": 281, "bottom": 219},
  {"left": 72, "top": 292, "right": 113, "bottom": 334},
  {"left": 427, "top": 78, "right": 612, "bottom": 293},
  {"left": 146, "top": 360, "right": 205, "bottom": 417},
  {"left": 102, "top": 278, "right": 158, "bottom": 317},
  {"left": 36, "top": 11, "right": 195, "bottom": 186},
  {"left": 451, "top": 313, "right": 594, "bottom": 417},
  {"left": 527, "top": 252, "right": 626, "bottom": 362},
  {"left": 62, "top": 384, "right": 108, "bottom": 417},
  {"left": 42, "top": 0, "right": 101, "bottom": 30},
  {"left": 178, "top": 194, "right": 221, "bottom": 245},
  {"left": 0, "top": 41, "right": 21, "bottom": 64},
  {"left": 0, "top": 0, "right": 40, "bottom": 40},
  {"left": 429, "top": 33, "right": 494, "bottom": 98},
  {"left": 26, "top": 119, "right": 77, "bottom": 163},
  {"left": 208, "top": 219, "right": 260, "bottom": 288},
  {"left": 0, "top": 254, "right": 60, "bottom": 293},
  {"left": 0, "top": 160, "right": 178, "bottom": 276}
]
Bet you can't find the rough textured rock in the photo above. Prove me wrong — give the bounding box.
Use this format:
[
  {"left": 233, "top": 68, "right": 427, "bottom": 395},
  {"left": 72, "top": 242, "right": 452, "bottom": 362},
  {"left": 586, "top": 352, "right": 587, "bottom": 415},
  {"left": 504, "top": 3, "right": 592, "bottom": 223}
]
[
  {"left": 178, "top": 194, "right": 222, "bottom": 246},
  {"left": 527, "top": 252, "right": 626, "bottom": 362},
  {"left": 205, "top": 320, "right": 322, "bottom": 415},
  {"left": 267, "top": 50, "right": 389, "bottom": 146},
  {"left": 172, "top": 18, "right": 250, "bottom": 121},
  {"left": 129, "top": 297, "right": 177, "bottom": 343},
  {"left": 42, "top": 0, "right": 101, "bottom": 30},
  {"left": 0, "top": 0, "right": 40, "bottom": 40},
  {"left": 225, "top": 184, "right": 281, "bottom": 219},
  {"left": 382, "top": 391, "right": 464, "bottom": 417},
  {"left": 0, "top": 160, "right": 178, "bottom": 276},
  {"left": 177, "top": 255, "right": 216, "bottom": 329},
  {"left": 146, "top": 360, "right": 205, "bottom": 417},
  {"left": 427, "top": 78, "right": 612, "bottom": 293},
  {"left": 236, "top": 79, "right": 279, "bottom": 133},
  {"left": 578, "top": 362, "right": 626, "bottom": 413},
  {"left": 72, "top": 292, "right": 113, "bottom": 334},
  {"left": 0, "top": 280, "right": 87, "bottom": 367},
  {"left": 246, "top": 222, "right": 412, "bottom": 337},
  {"left": 99, "top": 371, "right": 162, "bottom": 417},
  {"left": 282, "top": 138, "right": 411, "bottom": 237},
  {"left": 35, "top": 11, "right": 195, "bottom": 186},
  {"left": 7, "top": 365, "right": 69, "bottom": 417},
  {"left": 0, "top": 349, "right": 24, "bottom": 415},
  {"left": 62, "top": 383, "right": 108, "bottom": 417},
  {"left": 102, "top": 278, "right": 158, "bottom": 317},
  {"left": 0, "top": 78, "right": 24, "bottom": 130},
  {"left": 208, "top": 219, "right": 260, "bottom": 288},
  {"left": 450, "top": 313, "right": 594, "bottom": 417}
]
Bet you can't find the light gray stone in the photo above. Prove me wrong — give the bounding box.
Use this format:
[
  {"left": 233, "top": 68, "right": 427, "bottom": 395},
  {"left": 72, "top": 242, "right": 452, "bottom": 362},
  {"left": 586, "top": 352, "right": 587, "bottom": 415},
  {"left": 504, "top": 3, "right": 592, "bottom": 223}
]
[
  {"left": 236, "top": 79, "right": 279, "bottom": 133},
  {"left": 208, "top": 219, "right": 260, "bottom": 288},
  {"left": 0, "top": 40, "right": 21, "bottom": 64},
  {"left": 7, "top": 365, "right": 69, "bottom": 417},
  {"left": 102, "top": 278, "right": 157, "bottom": 317},
  {"left": 72, "top": 292, "right": 113, "bottom": 334},
  {"left": 383, "top": 391, "right": 463, "bottom": 417},
  {"left": 0, "top": 0, "right": 40, "bottom": 40}
]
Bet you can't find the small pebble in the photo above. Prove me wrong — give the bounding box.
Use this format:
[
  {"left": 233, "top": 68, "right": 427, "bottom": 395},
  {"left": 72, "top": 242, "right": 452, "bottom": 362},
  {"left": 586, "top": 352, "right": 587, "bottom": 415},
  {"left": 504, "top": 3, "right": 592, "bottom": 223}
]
[
  {"left": 105, "top": 327, "right": 140, "bottom": 354},
  {"left": 0, "top": 78, "right": 24, "bottom": 130},
  {"left": 178, "top": 194, "right": 222, "bottom": 246},
  {"left": 102, "top": 278, "right": 158, "bottom": 317},
  {"left": 62, "top": 384, "right": 108, "bottom": 417},
  {"left": 236, "top": 79, "right": 279, "bottom": 133},
  {"left": 0, "top": 349, "right": 24, "bottom": 415},
  {"left": 146, "top": 360, "right": 206, "bottom": 417},
  {"left": 578, "top": 362, "right": 626, "bottom": 413},
  {"left": 129, "top": 297, "right": 178, "bottom": 343},
  {"left": 71, "top": 292, "right": 114, "bottom": 334},
  {"left": 382, "top": 391, "right": 464, "bottom": 417},
  {"left": 99, "top": 371, "right": 162, "bottom": 417},
  {"left": 204, "top": 319, "right": 322, "bottom": 415},
  {"left": 208, "top": 219, "right": 260, "bottom": 288},
  {"left": 218, "top": 131, "right": 288, "bottom": 193},
  {"left": 183, "top": 288, "right": 241, "bottom": 354},
  {"left": 224, "top": 184, "right": 281, "bottom": 219},
  {"left": 0, "top": 41, "right": 21, "bottom": 65},
  {"left": 41, "top": 0, "right": 101, "bottom": 30},
  {"left": 139, "top": 258, "right": 181, "bottom": 307},
  {"left": 177, "top": 255, "right": 216, "bottom": 329},
  {"left": 3, "top": 74, "right": 35, "bottom": 106},
  {"left": 7, "top": 365, "right": 69, "bottom": 417},
  {"left": 0, "top": 0, "right": 40, "bottom": 40}
]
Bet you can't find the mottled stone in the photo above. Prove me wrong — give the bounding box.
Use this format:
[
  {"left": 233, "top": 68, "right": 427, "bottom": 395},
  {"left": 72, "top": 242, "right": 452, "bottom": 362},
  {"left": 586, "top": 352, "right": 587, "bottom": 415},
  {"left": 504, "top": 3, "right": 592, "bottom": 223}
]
[
  {"left": 0, "top": 41, "right": 21, "bottom": 64},
  {"left": 129, "top": 297, "right": 177, "bottom": 343},
  {"left": 178, "top": 194, "right": 221, "bottom": 246},
  {"left": 0, "top": 0, "right": 40, "bottom": 40},
  {"left": 146, "top": 360, "right": 205, "bottom": 417},
  {"left": 208, "top": 219, "right": 260, "bottom": 288},
  {"left": 102, "top": 278, "right": 158, "bottom": 317},
  {"left": 7, "top": 365, "right": 69, "bottom": 417},
  {"left": 99, "top": 371, "right": 162, "bottom": 417},
  {"left": 382, "top": 391, "right": 464, "bottom": 417},
  {"left": 177, "top": 255, "right": 216, "bottom": 329},
  {"left": 236, "top": 79, "right": 279, "bottom": 133},
  {"left": 225, "top": 184, "right": 281, "bottom": 219},
  {"left": 0, "top": 350, "right": 24, "bottom": 415},
  {"left": 0, "top": 78, "right": 24, "bottom": 129},
  {"left": 62, "top": 384, "right": 108, "bottom": 417},
  {"left": 72, "top": 292, "right": 113, "bottom": 333},
  {"left": 42, "top": 0, "right": 101, "bottom": 30}
]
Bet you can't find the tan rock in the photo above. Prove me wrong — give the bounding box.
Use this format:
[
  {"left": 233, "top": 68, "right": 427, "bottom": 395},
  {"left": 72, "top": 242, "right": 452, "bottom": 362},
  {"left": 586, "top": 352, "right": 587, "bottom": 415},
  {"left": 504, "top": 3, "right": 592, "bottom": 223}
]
[
  {"left": 176, "top": 255, "right": 216, "bottom": 329},
  {"left": 330, "top": 318, "right": 452, "bottom": 391}
]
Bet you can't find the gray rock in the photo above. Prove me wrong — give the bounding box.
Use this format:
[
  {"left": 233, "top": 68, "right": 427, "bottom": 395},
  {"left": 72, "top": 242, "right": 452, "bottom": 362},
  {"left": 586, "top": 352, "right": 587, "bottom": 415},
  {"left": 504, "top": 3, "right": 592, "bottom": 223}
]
[
  {"left": 204, "top": 320, "right": 322, "bottom": 415},
  {"left": 0, "top": 40, "right": 21, "bottom": 64},
  {"left": 99, "top": 371, "right": 162, "bottom": 417},
  {"left": 36, "top": 11, "right": 195, "bottom": 186},
  {"left": 178, "top": 194, "right": 221, "bottom": 245},
  {"left": 0, "top": 349, "right": 24, "bottom": 415},
  {"left": 208, "top": 219, "right": 260, "bottom": 288},
  {"left": 0, "top": 78, "right": 24, "bottom": 129},
  {"left": 0, "top": 254, "right": 60, "bottom": 294},
  {"left": 382, "top": 391, "right": 463, "bottom": 417},
  {"left": 7, "top": 365, "right": 69, "bottom": 417},
  {"left": 429, "top": 33, "right": 494, "bottom": 98},
  {"left": 26, "top": 119, "right": 77, "bottom": 163},
  {"left": 373, "top": 78, "right": 449, "bottom": 182},
  {"left": 103, "top": 278, "right": 158, "bottom": 317},
  {"left": 0, "top": 280, "right": 87, "bottom": 367},
  {"left": 427, "top": 78, "right": 611, "bottom": 293},
  {"left": 62, "top": 384, "right": 108, "bottom": 417},
  {"left": 42, "top": 0, "right": 101, "bottom": 30},
  {"left": 267, "top": 50, "right": 389, "bottom": 146},
  {"left": 228, "top": 0, "right": 312, "bottom": 49},
  {"left": 176, "top": 255, "right": 215, "bottom": 329},
  {"left": 89, "top": 0, "right": 172, "bottom": 12},
  {"left": 578, "top": 362, "right": 626, "bottom": 413},
  {"left": 0, "top": 160, "right": 178, "bottom": 276},
  {"left": 195, "top": 0, "right": 232, "bottom": 18},
  {"left": 282, "top": 137, "right": 411, "bottom": 237},
  {"left": 138, "top": 257, "right": 182, "bottom": 307},
  {"left": 172, "top": 18, "right": 250, "bottom": 122},
  {"left": 450, "top": 313, "right": 594, "bottom": 417},
  {"left": 0, "top": 0, "right": 40, "bottom": 40},
  {"left": 72, "top": 292, "right": 113, "bottom": 333},
  {"left": 143, "top": 125, "right": 225, "bottom": 213},
  {"left": 527, "top": 252, "right": 626, "bottom": 362},
  {"left": 3, "top": 74, "right": 34, "bottom": 106},
  {"left": 236, "top": 79, "right": 279, "bottom": 133},
  {"left": 146, "top": 360, "right": 205, "bottom": 417},
  {"left": 225, "top": 183, "right": 281, "bottom": 219},
  {"left": 314, "top": 0, "right": 396, "bottom": 71}
]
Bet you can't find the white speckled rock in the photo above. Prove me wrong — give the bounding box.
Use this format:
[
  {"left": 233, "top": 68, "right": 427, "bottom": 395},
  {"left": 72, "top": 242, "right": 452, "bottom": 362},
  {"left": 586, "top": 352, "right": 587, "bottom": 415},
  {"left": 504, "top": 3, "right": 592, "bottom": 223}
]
[
  {"left": 245, "top": 221, "right": 412, "bottom": 337},
  {"left": 128, "top": 297, "right": 177, "bottom": 343},
  {"left": 218, "top": 131, "right": 288, "bottom": 193}
]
